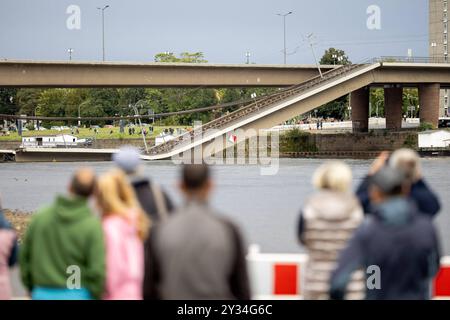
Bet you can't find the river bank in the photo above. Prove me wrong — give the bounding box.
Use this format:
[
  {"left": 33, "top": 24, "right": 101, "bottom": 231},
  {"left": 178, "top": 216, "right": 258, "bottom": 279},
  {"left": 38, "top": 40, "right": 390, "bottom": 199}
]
[
  {"left": 4, "top": 209, "right": 32, "bottom": 242},
  {"left": 0, "top": 131, "right": 419, "bottom": 162}
]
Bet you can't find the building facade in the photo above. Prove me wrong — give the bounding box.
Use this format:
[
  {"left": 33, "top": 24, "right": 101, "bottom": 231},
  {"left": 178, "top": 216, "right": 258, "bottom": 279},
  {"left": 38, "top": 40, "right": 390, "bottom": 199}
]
[{"left": 430, "top": 0, "right": 449, "bottom": 117}]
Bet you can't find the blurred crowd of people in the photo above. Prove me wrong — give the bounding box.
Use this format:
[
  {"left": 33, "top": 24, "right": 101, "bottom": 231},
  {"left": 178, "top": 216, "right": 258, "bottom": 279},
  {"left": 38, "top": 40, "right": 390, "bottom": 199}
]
[{"left": 0, "top": 147, "right": 443, "bottom": 300}]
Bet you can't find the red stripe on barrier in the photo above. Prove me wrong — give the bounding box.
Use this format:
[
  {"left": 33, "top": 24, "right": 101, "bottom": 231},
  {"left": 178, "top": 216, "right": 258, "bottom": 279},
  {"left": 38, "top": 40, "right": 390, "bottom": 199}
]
[
  {"left": 273, "top": 264, "right": 298, "bottom": 295},
  {"left": 433, "top": 266, "right": 450, "bottom": 297}
]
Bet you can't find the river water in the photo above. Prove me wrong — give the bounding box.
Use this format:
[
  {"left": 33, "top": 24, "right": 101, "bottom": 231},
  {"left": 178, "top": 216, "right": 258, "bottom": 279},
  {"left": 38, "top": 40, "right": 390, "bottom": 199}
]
[{"left": 1, "top": 158, "right": 449, "bottom": 254}]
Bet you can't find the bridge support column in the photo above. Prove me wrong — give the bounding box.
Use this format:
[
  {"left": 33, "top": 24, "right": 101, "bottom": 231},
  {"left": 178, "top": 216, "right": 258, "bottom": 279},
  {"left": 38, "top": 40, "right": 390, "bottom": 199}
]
[
  {"left": 384, "top": 86, "right": 403, "bottom": 130},
  {"left": 419, "top": 83, "right": 440, "bottom": 128},
  {"left": 351, "top": 88, "right": 369, "bottom": 133}
]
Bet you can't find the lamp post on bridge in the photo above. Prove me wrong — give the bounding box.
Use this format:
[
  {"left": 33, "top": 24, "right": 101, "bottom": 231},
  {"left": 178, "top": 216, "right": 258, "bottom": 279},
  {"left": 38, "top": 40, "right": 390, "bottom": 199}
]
[
  {"left": 276, "top": 11, "right": 293, "bottom": 65},
  {"left": 67, "top": 48, "right": 74, "bottom": 61},
  {"left": 97, "top": 5, "right": 110, "bottom": 61},
  {"left": 245, "top": 51, "right": 251, "bottom": 64}
]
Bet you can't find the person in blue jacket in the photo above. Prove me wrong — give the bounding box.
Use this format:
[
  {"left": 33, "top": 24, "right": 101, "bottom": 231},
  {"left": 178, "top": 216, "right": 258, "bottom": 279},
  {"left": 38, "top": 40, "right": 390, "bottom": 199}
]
[
  {"left": 356, "top": 149, "right": 440, "bottom": 217},
  {"left": 330, "top": 166, "right": 441, "bottom": 300}
]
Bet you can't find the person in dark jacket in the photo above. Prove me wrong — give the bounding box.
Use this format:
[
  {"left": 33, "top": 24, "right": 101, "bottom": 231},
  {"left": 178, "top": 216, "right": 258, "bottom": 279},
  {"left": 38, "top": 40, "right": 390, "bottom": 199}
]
[
  {"left": 143, "top": 164, "right": 250, "bottom": 300},
  {"left": 330, "top": 166, "right": 441, "bottom": 300},
  {"left": 356, "top": 149, "right": 440, "bottom": 217},
  {"left": 113, "top": 146, "right": 174, "bottom": 221},
  {"left": 0, "top": 195, "right": 19, "bottom": 300}
]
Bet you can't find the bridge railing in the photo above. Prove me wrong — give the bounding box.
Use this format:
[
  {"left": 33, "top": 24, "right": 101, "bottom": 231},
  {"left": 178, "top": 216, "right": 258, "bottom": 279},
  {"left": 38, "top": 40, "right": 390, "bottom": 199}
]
[
  {"left": 149, "top": 61, "right": 375, "bottom": 156},
  {"left": 376, "top": 56, "right": 450, "bottom": 64}
]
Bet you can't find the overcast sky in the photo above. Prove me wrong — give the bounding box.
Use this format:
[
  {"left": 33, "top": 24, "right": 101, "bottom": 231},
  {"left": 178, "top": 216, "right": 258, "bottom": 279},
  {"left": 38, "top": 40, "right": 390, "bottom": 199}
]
[{"left": 0, "top": 0, "right": 428, "bottom": 64}]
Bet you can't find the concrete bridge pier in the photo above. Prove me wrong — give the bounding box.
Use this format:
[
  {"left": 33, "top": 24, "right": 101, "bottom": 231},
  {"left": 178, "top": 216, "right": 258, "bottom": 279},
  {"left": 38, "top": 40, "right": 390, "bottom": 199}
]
[
  {"left": 351, "top": 87, "right": 370, "bottom": 133},
  {"left": 384, "top": 86, "right": 403, "bottom": 130},
  {"left": 419, "top": 83, "right": 440, "bottom": 128}
]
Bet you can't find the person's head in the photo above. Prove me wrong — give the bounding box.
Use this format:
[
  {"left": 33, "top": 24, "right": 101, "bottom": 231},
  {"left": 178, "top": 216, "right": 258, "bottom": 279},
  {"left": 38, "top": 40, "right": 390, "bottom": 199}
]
[
  {"left": 369, "top": 166, "right": 410, "bottom": 205},
  {"left": 312, "top": 161, "right": 353, "bottom": 193},
  {"left": 389, "top": 148, "right": 421, "bottom": 183},
  {"left": 96, "top": 169, "right": 150, "bottom": 240},
  {"left": 180, "top": 164, "right": 212, "bottom": 201},
  {"left": 112, "top": 146, "right": 142, "bottom": 175},
  {"left": 69, "top": 167, "right": 96, "bottom": 198}
]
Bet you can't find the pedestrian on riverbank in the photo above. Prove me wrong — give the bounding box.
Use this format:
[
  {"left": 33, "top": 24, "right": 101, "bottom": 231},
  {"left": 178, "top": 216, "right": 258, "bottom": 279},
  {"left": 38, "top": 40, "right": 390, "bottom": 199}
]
[
  {"left": 96, "top": 169, "right": 150, "bottom": 300},
  {"left": 297, "top": 161, "right": 365, "bottom": 300},
  {"left": 356, "top": 148, "right": 441, "bottom": 217},
  {"left": 0, "top": 195, "right": 19, "bottom": 300},
  {"left": 19, "top": 168, "right": 105, "bottom": 300},
  {"left": 113, "top": 146, "right": 174, "bottom": 222},
  {"left": 143, "top": 164, "right": 250, "bottom": 300},
  {"left": 330, "top": 166, "right": 441, "bottom": 300}
]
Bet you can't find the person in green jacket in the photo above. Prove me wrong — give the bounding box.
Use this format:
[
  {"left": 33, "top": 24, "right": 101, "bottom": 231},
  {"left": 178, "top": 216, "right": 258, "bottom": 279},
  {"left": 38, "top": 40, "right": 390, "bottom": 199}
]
[{"left": 20, "top": 168, "right": 105, "bottom": 300}]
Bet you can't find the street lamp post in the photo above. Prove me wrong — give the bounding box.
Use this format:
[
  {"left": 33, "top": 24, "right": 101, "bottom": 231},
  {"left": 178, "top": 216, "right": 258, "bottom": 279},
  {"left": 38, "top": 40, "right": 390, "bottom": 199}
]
[
  {"left": 78, "top": 105, "right": 82, "bottom": 127},
  {"left": 375, "top": 100, "right": 383, "bottom": 118},
  {"left": 245, "top": 51, "right": 251, "bottom": 64},
  {"left": 130, "top": 102, "right": 149, "bottom": 154},
  {"left": 332, "top": 54, "right": 344, "bottom": 65},
  {"left": 67, "top": 48, "right": 74, "bottom": 61},
  {"left": 34, "top": 106, "right": 41, "bottom": 130},
  {"left": 97, "top": 5, "right": 110, "bottom": 61},
  {"left": 431, "top": 42, "right": 437, "bottom": 63},
  {"left": 277, "top": 11, "right": 293, "bottom": 64}
]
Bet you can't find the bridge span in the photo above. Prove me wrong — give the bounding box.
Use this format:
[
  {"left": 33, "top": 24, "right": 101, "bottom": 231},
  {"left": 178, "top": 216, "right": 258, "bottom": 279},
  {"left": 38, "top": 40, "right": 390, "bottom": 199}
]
[
  {"left": 142, "top": 60, "right": 450, "bottom": 160},
  {"left": 0, "top": 60, "right": 336, "bottom": 88}
]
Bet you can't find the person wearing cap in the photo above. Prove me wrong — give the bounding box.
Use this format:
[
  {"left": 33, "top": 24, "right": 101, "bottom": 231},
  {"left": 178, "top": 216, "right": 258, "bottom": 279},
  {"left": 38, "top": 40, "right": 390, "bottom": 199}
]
[
  {"left": 356, "top": 149, "right": 441, "bottom": 217},
  {"left": 329, "top": 166, "right": 441, "bottom": 300},
  {"left": 112, "top": 146, "right": 174, "bottom": 222},
  {"left": 143, "top": 164, "right": 250, "bottom": 300}
]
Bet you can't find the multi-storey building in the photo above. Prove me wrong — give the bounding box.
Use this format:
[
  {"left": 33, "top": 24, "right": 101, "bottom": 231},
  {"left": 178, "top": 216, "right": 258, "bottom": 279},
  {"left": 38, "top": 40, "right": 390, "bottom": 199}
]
[{"left": 430, "top": 0, "right": 449, "bottom": 116}]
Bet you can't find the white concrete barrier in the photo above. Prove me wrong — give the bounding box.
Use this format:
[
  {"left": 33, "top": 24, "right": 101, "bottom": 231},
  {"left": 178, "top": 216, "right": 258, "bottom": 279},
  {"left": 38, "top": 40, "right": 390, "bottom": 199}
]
[{"left": 247, "top": 246, "right": 450, "bottom": 300}]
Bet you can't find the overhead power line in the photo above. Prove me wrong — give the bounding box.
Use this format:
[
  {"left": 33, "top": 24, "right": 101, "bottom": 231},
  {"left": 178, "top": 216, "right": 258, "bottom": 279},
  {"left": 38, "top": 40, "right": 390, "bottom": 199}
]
[{"left": 0, "top": 94, "right": 269, "bottom": 122}]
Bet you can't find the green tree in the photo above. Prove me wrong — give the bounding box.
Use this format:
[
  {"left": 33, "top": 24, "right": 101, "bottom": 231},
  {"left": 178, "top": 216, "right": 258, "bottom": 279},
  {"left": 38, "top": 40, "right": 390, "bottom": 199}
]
[
  {"left": 16, "top": 89, "right": 43, "bottom": 115},
  {"left": 370, "top": 88, "right": 385, "bottom": 117},
  {"left": 319, "top": 48, "right": 351, "bottom": 65},
  {"left": 154, "top": 52, "right": 207, "bottom": 63},
  {"left": 38, "top": 89, "right": 67, "bottom": 126},
  {"left": 315, "top": 48, "right": 351, "bottom": 120},
  {"left": 148, "top": 52, "right": 217, "bottom": 125},
  {"left": 403, "top": 88, "right": 419, "bottom": 118},
  {"left": 0, "top": 88, "right": 18, "bottom": 115}
]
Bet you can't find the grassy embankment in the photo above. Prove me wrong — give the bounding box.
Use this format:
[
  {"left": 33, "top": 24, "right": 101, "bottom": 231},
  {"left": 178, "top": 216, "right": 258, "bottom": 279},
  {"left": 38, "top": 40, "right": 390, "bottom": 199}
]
[
  {"left": 4, "top": 210, "right": 32, "bottom": 243},
  {"left": 0, "top": 125, "right": 190, "bottom": 141}
]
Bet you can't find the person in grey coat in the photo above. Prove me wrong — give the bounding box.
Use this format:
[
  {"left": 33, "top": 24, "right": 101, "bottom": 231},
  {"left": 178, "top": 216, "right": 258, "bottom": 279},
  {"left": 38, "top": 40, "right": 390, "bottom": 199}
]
[{"left": 143, "top": 164, "right": 250, "bottom": 300}]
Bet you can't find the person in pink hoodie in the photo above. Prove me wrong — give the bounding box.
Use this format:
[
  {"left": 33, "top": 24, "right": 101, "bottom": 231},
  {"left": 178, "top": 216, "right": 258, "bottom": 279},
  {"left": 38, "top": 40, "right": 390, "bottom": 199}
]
[
  {"left": 96, "top": 169, "right": 150, "bottom": 300},
  {"left": 0, "top": 195, "right": 18, "bottom": 300}
]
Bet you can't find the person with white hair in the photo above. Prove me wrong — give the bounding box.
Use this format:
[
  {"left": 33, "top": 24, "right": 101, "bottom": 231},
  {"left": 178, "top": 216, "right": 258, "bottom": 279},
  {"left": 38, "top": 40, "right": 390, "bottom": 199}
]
[
  {"left": 297, "top": 161, "right": 365, "bottom": 300},
  {"left": 112, "top": 146, "right": 174, "bottom": 222},
  {"left": 356, "top": 149, "right": 441, "bottom": 217}
]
